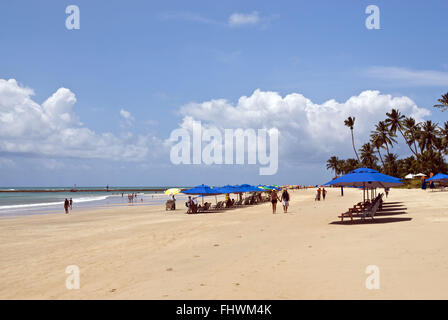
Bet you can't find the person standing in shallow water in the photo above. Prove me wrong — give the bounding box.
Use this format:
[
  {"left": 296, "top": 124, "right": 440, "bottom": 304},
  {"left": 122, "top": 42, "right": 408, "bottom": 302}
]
[
  {"left": 64, "top": 198, "right": 70, "bottom": 214},
  {"left": 69, "top": 198, "right": 73, "bottom": 210},
  {"left": 271, "top": 190, "right": 278, "bottom": 214}
]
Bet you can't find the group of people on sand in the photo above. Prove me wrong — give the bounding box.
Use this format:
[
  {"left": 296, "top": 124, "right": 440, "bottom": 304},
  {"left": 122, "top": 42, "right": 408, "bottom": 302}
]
[
  {"left": 270, "top": 188, "right": 290, "bottom": 214},
  {"left": 315, "top": 188, "right": 327, "bottom": 201},
  {"left": 127, "top": 193, "right": 142, "bottom": 203},
  {"left": 186, "top": 196, "right": 198, "bottom": 213},
  {"left": 64, "top": 198, "right": 73, "bottom": 214}
]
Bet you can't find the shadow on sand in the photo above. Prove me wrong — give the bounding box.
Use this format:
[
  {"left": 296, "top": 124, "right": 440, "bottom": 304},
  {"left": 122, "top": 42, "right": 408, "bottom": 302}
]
[
  {"left": 330, "top": 217, "right": 413, "bottom": 225},
  {"left": 330, "top": 201, "right": 411, "bottom": 225}
]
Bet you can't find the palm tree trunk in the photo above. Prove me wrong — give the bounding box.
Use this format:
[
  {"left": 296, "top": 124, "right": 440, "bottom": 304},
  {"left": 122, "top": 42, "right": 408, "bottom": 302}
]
[
  {"left": 376, "top": 147, "right": 385, "bottom": 167},
  {"left": 351, "top": 130, "right": 360, "bottom": 162},
  {"left": 399, "top": 128, "right": 418, "bottom": 157},
  {"left": 413, "top": 139, "right": 419, "bottom": 157},
  {"left": 385, "top": 142, "right": 391, "bottom": 157}
]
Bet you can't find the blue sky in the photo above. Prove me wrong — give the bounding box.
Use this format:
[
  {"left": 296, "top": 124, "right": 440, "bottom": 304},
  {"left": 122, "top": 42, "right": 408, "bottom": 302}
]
[{"left": 0, "top": 1, "right": 447, "bottom": 187}]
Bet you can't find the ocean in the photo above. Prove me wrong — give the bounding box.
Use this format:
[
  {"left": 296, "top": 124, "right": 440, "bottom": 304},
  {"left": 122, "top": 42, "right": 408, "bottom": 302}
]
[{"left": 0, "top": 187, "right": 189, "bottom": 218}]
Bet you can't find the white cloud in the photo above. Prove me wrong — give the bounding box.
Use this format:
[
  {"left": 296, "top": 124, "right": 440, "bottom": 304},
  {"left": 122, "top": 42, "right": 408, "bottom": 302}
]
[
  {"left": 158, "top": 12, "right": 222, "bottom": 26},
  {"left": 159, "top": 11, "right": 273, "bottom": 29},
  {"left": 175, "top": 89, "right": 430, "bottom": 163},
  {"left": 120, "top": 109, "right": 134, "bottom": 121},
  {"left": 228, "top": 12, "right": 260, "bottom": 27},
  {"left": 120, "top": 108, "right": 135, "bottom": 127},
  {"left": 0, "top": 79, "right": 152, "bottom": 161},
  {"left": 366, "top": 66, "right": 448, "bottom": 86}
]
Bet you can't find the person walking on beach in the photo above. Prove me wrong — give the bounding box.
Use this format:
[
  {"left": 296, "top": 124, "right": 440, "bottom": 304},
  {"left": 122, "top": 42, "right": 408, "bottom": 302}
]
[
  {"left": 281, "top": 189, "right": 290, "bottom": 213},
  {"left": 171, "top": 194, "right": 176, "bottom": 210},
  {"left": 64, "top": 198, "right": 70, "bottom": 214},
  {"left": 385, "top": 187, "right": 389, "bottom": 198},
  {"left": 69, "top": 198, "right": 73, "bottom": 210},
  {"left": 322, "top": 188, "right": 327, "bottom": 201},
  {"left": 315, "top": 188, "right": 321, "bottom": 201},
  {"left": 271, "top": 190, "right": 278, "bottom": 214}
]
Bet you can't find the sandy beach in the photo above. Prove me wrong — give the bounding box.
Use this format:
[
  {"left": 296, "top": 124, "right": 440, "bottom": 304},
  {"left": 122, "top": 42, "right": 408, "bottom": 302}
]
[{"left": 1, "top": 187, "right": 448, "bottom": 300}]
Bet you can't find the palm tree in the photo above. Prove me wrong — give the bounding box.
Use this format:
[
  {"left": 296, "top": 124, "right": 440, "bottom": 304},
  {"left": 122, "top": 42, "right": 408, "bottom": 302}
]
[
  {"left": 344, "top": 116, "right": 360, "bottom": 162},
  {"left": 371, "top": 134, "right": 385, "bottom": 168},
  {"left": 385, "top": 109, "right": 417, "bottom": 157},
  {"left": 359, "top": 143, "right": 378, "bottom": 168},
  {"left": 326, "top": 156, "right": 340, "bottom": 177},
  {"left": 439, "top": 121, "right": 448, "bottom": 154},
  {"left": 384, "top": 153, "right": 399, "bottom": 176},
  {"left": 418, "top": 120, "right": 440, "bottom": 154},
  {"left": 371, "top": 121, "right": 396, "bottom": 157},
  {"left": 434, "top": 93, "right": 448, "bottom": 112},
  {"left": 402, "top": 117, "right": 420, "bottom": 156}
]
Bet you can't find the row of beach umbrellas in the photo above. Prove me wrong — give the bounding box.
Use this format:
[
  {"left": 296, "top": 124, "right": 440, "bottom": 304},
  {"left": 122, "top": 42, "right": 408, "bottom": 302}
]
[
  {"left": 164, "top": 184, "right": 280, "bottom": 196},
  {"left": 181, "top": 184, "right": 281, "bottom": 196}
]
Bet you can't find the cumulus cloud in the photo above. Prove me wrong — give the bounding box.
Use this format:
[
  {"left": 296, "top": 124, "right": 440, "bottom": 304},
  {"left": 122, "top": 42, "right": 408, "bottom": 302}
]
[
  {"left": 159, "top": 11, "right": 274, "bottom": 29},
  {"left": 0, "top": 79, "right": 152, "bottom": 161},
  {"left": 158, "top": 12, "right": 222, "bottom": 26},
  {"left": 120, "top": 108, "right": 135, "bottom": 127},
  {"left": 366, "top": 66, "right": 448, "bottom": 86},
  {"left": 175, "top": 89, "right": 430, "bottom": 164},
  {"left": 228, "top": 12, "right": 260, "bottom": 27}
]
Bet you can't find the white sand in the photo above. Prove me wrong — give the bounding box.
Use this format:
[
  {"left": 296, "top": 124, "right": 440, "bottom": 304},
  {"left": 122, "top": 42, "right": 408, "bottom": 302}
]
[{"left": 1, "top": 188, "right": 448, "bottom": 299}]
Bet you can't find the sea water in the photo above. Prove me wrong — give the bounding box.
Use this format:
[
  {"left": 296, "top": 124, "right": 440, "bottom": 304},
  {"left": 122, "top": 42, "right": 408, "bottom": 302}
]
[{"left": 0, "top": 187, "right": 188, "bottom": 218}]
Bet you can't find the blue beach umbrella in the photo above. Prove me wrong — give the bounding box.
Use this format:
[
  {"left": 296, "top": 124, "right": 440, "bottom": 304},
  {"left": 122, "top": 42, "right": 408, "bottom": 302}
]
[
  {"left": 214, "top": 185, "right": 238, "bottom": 194},
  {"left": 324, "top": 168, "right": 402, "bottom": 188},
  {"left": 426, "top": 173, "right": 448, "bottom": 182},
  {"left": 182, "top": 184, "right": 221, "bottom": 195},
  {"left": 324, "top": 168, "right": 402, "bottom": 202},
  {"left": 239, "top": 184, "right": 263, "bottom": 192}
]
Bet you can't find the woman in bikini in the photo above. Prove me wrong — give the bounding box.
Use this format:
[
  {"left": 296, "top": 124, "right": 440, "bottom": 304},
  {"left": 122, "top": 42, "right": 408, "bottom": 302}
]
[{"left": 271, "top": 190, "right": 279, "bottom": 214}]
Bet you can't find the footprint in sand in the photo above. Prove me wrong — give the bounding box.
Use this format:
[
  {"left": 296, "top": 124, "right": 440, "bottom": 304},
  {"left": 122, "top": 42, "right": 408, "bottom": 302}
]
[
  {"left": 194, "top": 255, "right": 200, "bottom": 258},
  {"left": 200, "top": 283, "right": 206, "bottom": 287},
  {"left": 234, "top": 283, "right": 240, "bottom": 286},
  {"left": 166, "top": 267, "right": 173, "bottom": 271},
  {"left": 214, "top": 244, "right": 220, "bottom": 247},
  {"left": 110, "top": 289, "right": 117, "bottom": 293}
]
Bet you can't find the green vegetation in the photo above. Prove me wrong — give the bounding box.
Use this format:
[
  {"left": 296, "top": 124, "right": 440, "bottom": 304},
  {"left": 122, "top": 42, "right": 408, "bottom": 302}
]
[{"left": 326, "top": 92, "right": 448, "bottom": 180}]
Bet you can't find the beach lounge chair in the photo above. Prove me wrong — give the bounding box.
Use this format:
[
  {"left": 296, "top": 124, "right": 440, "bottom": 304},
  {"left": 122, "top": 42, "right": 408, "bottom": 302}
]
[
  {"left": 197, "top": 202, "right": 211, "bottom": 213},
  {"left": 340, "top": 205, "right": 364, "bottom": 222},
  {"left": 340, "top": 193, "right": 384, "bottom": 222},
  {"left": 165, "top": 200, "right": 176, "bottom": 211},
  {"left": 360, "top": 198, "right": 381, "bottom": 220},
  {"left": 212, "top": 201, "right": 223, "bottom": 210}
]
